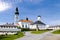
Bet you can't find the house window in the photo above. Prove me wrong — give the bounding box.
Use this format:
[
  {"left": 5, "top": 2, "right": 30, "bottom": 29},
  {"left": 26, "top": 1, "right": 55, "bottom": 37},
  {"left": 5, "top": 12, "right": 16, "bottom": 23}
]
[
  {"left": 9, "top": 26, "right": 10, "bottom": 28},
  {"left": 1, "top": 26, "right": 3, "bottom": 28},
  {"left": 11, "top": 27, "right": 13, "bottom": 28},
  {"left": 14, "top": 27, "right": 16, "bottom": 28},
  {"left": 4, "top": 26, "right": 5, "bottom": 28},
  {"left": 6, "top": 26, "right": 8, "bottom": 28}
]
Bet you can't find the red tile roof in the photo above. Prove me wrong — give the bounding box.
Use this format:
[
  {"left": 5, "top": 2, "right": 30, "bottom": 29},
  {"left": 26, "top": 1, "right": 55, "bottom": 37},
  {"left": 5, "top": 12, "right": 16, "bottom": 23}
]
[{"left": 19, "top": 20, "right": 33, "bottom": 23}]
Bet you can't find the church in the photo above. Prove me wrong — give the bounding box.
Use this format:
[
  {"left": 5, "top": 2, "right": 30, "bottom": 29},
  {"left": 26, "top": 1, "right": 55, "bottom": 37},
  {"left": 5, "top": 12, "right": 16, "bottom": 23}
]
[
  {"left": 30, "top": 16, "right": 48, "bottom": 30},
  {"left": 15, "top": 8, "right": 48, "bottom": 30},
  {"left": 18, "top": 18, "right": 33, "bottom": 28},
  {"left": 11, "top": 7, "right": 60, "bottom": 30}
]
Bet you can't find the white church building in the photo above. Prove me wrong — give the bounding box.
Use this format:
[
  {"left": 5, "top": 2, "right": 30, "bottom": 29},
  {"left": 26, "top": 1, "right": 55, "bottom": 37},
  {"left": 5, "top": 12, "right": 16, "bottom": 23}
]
[
  {"left": 18, "top": 18, "right": 33, "bottom": 28},
  {"left": 13, "top": 7, "right": 60, "bottom": 30},
  {"left": 18, "top": 15, "right": 49, "bottom": 30},
  {"left": 30, "top": 16, "right": 49, "bottom": 30}
]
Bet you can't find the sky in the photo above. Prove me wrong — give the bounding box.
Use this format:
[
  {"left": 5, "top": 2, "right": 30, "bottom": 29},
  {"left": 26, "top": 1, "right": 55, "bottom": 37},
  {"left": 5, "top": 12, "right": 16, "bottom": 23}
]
[{"left": 0, "top": 0, "right": 60, "bottom": 25}]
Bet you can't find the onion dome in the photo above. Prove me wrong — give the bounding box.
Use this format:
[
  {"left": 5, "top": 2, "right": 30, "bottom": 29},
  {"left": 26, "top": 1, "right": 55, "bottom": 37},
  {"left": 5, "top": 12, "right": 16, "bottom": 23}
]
[{"left": 15, "top": 7, "right": 19, "bottom": 15}]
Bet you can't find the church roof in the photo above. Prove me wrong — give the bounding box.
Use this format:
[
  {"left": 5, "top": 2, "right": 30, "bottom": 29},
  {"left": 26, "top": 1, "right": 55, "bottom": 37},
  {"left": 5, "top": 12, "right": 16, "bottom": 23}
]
[
  {"left": 38, "top": 15, "right": 41, "bottom": 17},
  {"left": 19, "top": 19, "right": 33, "bottom": 23},
  {"left": 32, "top": 21, "right": 46, "bottom": 25}
]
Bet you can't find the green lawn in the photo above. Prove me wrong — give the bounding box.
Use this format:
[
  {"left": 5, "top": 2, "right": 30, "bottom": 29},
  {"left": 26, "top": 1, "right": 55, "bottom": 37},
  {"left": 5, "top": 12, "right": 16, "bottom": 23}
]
[
  {"left": 52, "top": 30, "right": 60, "bottom": 34},
  {"left": 0, "top": 32, "right": 24, "bottom": 40},
  {"left": 31, "top": 30, "right": 48, "bottom": 34}
]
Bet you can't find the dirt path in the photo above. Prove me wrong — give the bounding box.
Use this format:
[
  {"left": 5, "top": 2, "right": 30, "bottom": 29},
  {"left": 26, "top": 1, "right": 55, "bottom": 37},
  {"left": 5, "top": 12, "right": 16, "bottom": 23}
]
[{"left": 16, "top": 31, "right": 53, "bottom": 40}]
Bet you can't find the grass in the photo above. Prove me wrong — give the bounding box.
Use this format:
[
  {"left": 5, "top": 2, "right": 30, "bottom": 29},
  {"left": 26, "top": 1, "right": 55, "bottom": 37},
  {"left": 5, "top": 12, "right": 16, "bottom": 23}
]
[
  {"left": 52, "top": 30, "right": 60, "bottom": 34},
  {"left": 0, "top": 32, "right": 24, "bottom": 40},
  {"left": 31, "top": 30, "right": 48, "bottom": 34}
]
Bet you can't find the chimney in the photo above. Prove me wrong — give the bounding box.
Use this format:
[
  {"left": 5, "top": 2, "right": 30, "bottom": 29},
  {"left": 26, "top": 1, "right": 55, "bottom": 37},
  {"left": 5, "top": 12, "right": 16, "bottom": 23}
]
[
  {"left": 37, "top": 15, "right": 41, "bottom": 21},
  {"left": 26, "top": 18, "right": 28, "bottom": 21}
]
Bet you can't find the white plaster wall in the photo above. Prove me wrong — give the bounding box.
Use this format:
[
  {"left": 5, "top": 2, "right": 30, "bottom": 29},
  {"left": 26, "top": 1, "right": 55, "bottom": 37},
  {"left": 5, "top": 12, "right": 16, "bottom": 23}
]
[
  {"left": 18, "top": 22, "right": 49, "bottom": 30},
  {"left": 30, "top": 24, "right": 47, "bottom": 30},
  {"left": 48, "top": 27, "right": 60, "bottom": 30},
  {"left": 0, "top": 32, "right": 17, "bottom": 35},
  {"left": 37, "top": 24, "right": 46, "bottom": 30},
  {"left": 18, "top": 22, "right": 31, "bottom": 28},
  {"left": 0, "top": 32, "right": 6, "bottom": 35},
  {"left": 30, "top": 25, "right": 36, "bottom": 29},
  {"left": 18, "top": 22, "right": 22, "bottom": 28},
  {"left": 7, "top": 32, "right": 17, "bottom": 35}
]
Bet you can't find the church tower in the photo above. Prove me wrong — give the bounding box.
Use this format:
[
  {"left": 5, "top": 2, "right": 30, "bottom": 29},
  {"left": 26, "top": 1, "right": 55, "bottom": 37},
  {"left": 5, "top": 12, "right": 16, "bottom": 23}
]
[
  {"left": 37, "top": 15, "right": 41, "bottom": 21},
  {"left": 14, "top": 7, "right": 19, "bottom": 25}
]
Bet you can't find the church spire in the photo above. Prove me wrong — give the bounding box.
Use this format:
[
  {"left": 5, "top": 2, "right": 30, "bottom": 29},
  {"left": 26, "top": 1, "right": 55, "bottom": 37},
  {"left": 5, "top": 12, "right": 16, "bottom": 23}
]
[
  {"left": 37, "top": 15, "right": 41, "bottom": 21},
  {"left": 15, "top": 7, "right": 19, "bottom": 15},
  {"left": 16, "top": 7, "right": 18, "bottom": 11},
  {"left": 14, "top": 7, "right": 19, "bottom": 25}
]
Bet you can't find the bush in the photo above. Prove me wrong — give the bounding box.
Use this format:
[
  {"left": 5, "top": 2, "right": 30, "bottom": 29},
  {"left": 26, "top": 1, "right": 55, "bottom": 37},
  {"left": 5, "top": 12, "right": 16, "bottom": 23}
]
[
  {"left": 46, "top": 29, "right": 53, "bottom": 31},
  {"left": 17, "top": 27, "right": 21, "bottom": 29},
  {"left": 21, "top": 28, "right": 30, "bottom": 31},
  {"left": 29, "top": 29, "right": 36, "bottom": 31},
  {"left": 21, "top": 28, "right": 36, "bottom": 31}
]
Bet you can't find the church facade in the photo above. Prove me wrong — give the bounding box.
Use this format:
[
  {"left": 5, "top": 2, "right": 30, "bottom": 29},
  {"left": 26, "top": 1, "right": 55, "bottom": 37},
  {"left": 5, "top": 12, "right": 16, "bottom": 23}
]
[
  {"left": 18, "top": 18, "right": 33, "bottom": 28},
  {"left": 18, "top": 15, "right": 48, "bottom": 30},
  {"left": 29, "top": 16, "right": 48, "bottom": 29},
  {"left": 14, "top": 7, "right": 60, "bottom": 30}
]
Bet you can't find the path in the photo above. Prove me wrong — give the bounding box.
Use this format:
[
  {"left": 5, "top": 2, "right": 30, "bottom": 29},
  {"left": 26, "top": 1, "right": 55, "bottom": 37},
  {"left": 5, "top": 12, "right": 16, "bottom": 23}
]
[{"left": 16, "top": 31, "right": 53, "bottom": 40}]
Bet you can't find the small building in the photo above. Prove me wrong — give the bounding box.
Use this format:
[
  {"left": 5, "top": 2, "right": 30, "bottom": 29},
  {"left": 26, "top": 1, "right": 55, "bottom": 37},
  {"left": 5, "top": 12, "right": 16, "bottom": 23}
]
[
  {"left": 30, "top": 16, "right": 47, "bottom": 30},
  {"left": 48, "top": 25, "right": 60, "bottom": 30},
  {"left": 18, "top": 18, "right": 33, "bottom": 28},
  {"left": 0, "top": 24, "right": 20, "bottom": 35}
]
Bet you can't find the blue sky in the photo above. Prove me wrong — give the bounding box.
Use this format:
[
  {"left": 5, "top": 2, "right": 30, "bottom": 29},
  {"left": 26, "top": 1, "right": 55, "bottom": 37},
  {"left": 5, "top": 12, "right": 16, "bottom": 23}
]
[{"left": 0, "top": 0, "right": 60, "bottom": 25}]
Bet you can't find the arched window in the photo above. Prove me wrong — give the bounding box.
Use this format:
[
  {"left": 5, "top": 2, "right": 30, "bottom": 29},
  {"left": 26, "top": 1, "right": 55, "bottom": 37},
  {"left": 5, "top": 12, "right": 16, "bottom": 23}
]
[{"left": 25, "top": 25, "right": 27, "bottom": 28}]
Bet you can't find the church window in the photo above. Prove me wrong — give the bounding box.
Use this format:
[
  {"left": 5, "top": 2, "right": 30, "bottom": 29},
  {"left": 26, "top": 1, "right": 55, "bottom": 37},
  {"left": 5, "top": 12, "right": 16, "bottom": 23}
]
[{"left": 25, "top": 25, "right": 27, "bottom": 28}]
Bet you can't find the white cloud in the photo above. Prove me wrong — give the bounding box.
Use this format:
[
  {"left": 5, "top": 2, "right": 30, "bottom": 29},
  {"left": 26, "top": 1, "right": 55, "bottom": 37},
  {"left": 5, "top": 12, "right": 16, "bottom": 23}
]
[{"left": 0, "top": 1, "right": 12, "bottom": 12}]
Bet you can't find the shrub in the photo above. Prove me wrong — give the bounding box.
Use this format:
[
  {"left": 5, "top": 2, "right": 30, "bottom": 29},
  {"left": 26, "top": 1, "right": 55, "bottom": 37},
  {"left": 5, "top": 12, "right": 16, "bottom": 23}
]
[
  {"left": 17, "top": 26, "right": 21, "bottom": 29},
  {"left": 21, "top": 28, "right": 30, "bottom": 31},
  {"left": 21, "top": 28, "right": 36, "bottom": 31}
]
